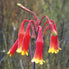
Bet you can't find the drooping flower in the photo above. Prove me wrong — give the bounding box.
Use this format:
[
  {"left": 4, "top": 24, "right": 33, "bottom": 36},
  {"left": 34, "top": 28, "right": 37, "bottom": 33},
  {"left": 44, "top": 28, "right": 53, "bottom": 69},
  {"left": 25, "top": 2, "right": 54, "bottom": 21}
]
[
  {"left": 48, "top": 34, "right": 61, "bottom": 54},
  {"left": 31, "top": 26, "right": 45, "bottom": 65},
  {"left": 21, "top": 22, "right": 31, "bottom": 56},
  {"left": 16, "top": 19, "right": 29, "bottom": 53},
  {"left": 48, "top": 20, "right": 61, "bottom": 54},
  {"left": 7, "top": 39, "right": 18, "bottom": 56}
]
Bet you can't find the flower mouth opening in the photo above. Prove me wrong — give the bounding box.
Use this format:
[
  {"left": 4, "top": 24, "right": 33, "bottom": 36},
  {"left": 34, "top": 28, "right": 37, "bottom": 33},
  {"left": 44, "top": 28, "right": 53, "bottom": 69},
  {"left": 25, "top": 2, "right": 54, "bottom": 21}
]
[
  {"left": 21, "top": 50, "right": 28, "bottom": 56},
  {"left": 31, "top": 58, "right": 45, "bottom": 65},
  {"left": 7, "top": 51, "right": 13, "bottom": 57},
  {"left": 16, "top": 48, "right": 22, "bottom": 53},
  {"left": 48, "top": 47, "right": 62, "bottom": 54}
]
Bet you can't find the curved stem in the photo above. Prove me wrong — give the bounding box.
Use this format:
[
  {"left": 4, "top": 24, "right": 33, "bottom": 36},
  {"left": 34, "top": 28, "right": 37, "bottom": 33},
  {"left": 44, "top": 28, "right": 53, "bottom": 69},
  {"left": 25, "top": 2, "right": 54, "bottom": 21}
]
[
  {"left": 42, "top": 20, "right": 57, "bottom": 37},
  {"left": 39, "top": 15, "right": 54, "bottom": 31},
  {"left": 18, "top": 19, "right": 29, "bottom": 33},
  {"left": 39, "top": 15, "right": 50, "bottom": 25},
  {"left": 30, "top": 20, "right": 36, "bottom": 37},
  {"left": 30, "top": 20, "right": 35, "bottom": 28},
  {"left": 31, "top": 24, "right": 36, "bottom": 39},
  {"left": 29, "top": 20, "right": 36, "bottom": 69},
  {"left": 42, "top": 21, "right": 48, "bottom": 29},
  {"left": 39, "top": 15, "right": 45, "bottom": 25},
  {"left": 21, "top": 19, "right": 29, "bottom": 26},
  {"left": 43, "top": 26, "right": 49, "bottom": 37},
  {"left": 20, "top": 19, "right": 35, "bottom": 32},
  {"left": 42, "top": 20, "right": 57, "bottom": 29},
  {"left": 17, "top": 3, "right": 36, "bottom": 21},
  {"left": 50, "top": 20, "right": 57, "bottom": 31}
]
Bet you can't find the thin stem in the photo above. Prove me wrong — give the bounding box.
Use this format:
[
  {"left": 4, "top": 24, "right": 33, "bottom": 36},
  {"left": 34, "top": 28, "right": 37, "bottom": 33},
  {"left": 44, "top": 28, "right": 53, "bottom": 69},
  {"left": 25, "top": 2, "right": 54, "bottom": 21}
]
[
  {"left": 42, "top": 20, "right": 57, "bottom": 37},
  {"left": 32, "top": 62, "right": 35, "bottom": 69},
  {"left": 30, "top": 24, "right": 36, "bottom": 39},
  {"left": 42, "top": 20, "right": 56, "bottom": 29},
  {"left": 21, "top": 19, "right": 29, "bottom": 25},
  {"left": 20, "top": 19, "right": 29, "bottom": 28},
  {"left": 39, "top": 15, "right": 54, "bottom": 31},
  {"left": 18, "top": 19, "right": 29, "bottom": 37},
  {"left": 43, "top": 26, "right": 49, "bottom": 37},
  {"left": 20, "top": 19, "right": 35, "bottom": 32},
  {"left": 42, "top": 21, "right": 48, "bottom": 29},
  {"left": 30, "top": 20, "right": 35, "bottom": 28},
  {"left": 50, "top": 20, "right": 57, "bottom": 31},
  {"left": 29, "top": 20, "right": 36, "bottom": 69},
  {"left": 17, "top": 3, "right": 36, "bottom": 21},
  {"left": 39, "top": 15, "right": 50, "bottom": 25}
]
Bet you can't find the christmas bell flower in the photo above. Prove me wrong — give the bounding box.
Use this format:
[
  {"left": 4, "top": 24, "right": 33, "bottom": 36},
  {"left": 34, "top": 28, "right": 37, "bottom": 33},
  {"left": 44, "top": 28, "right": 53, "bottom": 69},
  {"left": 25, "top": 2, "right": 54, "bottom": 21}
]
[
  {"left": 21, "top": 22, "right": 31, "bottom": 56},
  {"left": 16, "top": 19, "right": 29, "bottom": 53},
  {"left": 31, "top": 26, "right": 45, "bottom": 65},
  {"left": 48, "top": 20, "right": 61, "bottom": 54},
  {"left": 7, "top": 39, "right": 18, "bottom": 56},
  {"left": 48, "top": 34, "right": 61, "bottom": 54}
]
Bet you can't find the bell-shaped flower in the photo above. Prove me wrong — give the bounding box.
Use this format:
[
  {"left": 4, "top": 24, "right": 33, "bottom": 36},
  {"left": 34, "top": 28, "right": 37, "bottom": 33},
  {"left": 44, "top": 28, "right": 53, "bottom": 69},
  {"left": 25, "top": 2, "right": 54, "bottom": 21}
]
[
  {"left": 48, "top": 34, "right": 61, "bottom": 54},
  {"left": 48, "top": 20, "right": 61, "bottom": 54},
  {"left": 16, "top": 19, "right": 29, "bottom": 53},
  {"left": 21, "top": 22, "right": 31, "bottom": 56},
  {"left": 31, "top": 26, "right": 45, "bottom": 65},
  {"left": 7, "top": 39, "right": 18, "bottom": 56}
]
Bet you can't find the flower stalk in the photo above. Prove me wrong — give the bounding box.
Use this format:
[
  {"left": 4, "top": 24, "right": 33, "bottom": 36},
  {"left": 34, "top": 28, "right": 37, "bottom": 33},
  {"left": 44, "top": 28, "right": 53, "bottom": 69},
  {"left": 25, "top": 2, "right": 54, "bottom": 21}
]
[
  {"left": 7, "top": 3, "right": 62, "bottom": 69},
  {"left": 17, "top": 3, "right": 36, "bottom": 20}
]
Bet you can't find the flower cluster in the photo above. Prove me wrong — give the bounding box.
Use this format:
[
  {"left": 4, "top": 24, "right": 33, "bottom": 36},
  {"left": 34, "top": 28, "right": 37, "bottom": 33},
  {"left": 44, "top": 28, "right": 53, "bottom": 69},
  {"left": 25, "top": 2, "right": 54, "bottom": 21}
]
[{"left": 7, "top": 3, "right": 61, "bottom": 65}]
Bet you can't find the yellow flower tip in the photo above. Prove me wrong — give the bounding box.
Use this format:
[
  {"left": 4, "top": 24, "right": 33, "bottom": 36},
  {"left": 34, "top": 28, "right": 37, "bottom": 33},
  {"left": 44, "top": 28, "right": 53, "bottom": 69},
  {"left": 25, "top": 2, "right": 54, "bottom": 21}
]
[
  {"left": 48, "top": 48, "right": 54, "bottom": 53},
  {"left": 21, "top": 50, "right": 28, "bottom": 56},
  {"left": 55, "top": 50, "right": 59, "bottom": 54},
  {"left": 7, "top": 54, "right": 12, "bottom": 57},
  {"left": 31, "top": 58, "right": 45, "bottom": 65},
  {"left": 31, "top": 58, "right": 35, "bottom": 62},
  {"left": 39, "top": 60, "right": 45, "bottom": 65},
  {"left": 16, "top": 48, "right": 21, "bottom": 53},
  {"left": 7, "top": 51, "right": 12, "bottom": 57},
  {"left": 48, "top": 48, "right": 61, "bottom": 54},
  {"left": 21, "top": 51, "right": 25, "bottom": 55},
  {"left": 26, "top": 52, "right": 28, "bottom": 56},
  {"left": 40, "top": 62, "right": 43, "bottom": 65},
  {"left": 35, "top": 61, "right": 39, "bottom": 64},
  {"left": 7, "top": 51, "right": 10, "bottom": 55},
  {"left": 31, "top": 58, "right": 38, "bottom": 62}
]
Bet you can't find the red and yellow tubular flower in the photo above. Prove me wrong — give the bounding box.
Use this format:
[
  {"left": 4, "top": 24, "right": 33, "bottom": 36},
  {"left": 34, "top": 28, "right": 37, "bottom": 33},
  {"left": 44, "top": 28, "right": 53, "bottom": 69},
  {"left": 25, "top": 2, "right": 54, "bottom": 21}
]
[
  {"left": 21, "top": 22, "right": 31, "bottom": 56},
  {"left": 31, "top": 26, "right": 45, "bottom": 65},
  {"left": 16, "top": 19, "right": 29, "bottom": 53},
  {"left": 48, "top": 20, "right": 61, "bottom": 54},
  {"left": 7, "top": 39, "right": 18, "bottom": 56},
  {"left": 48, "top": 34, "right": 61, "bottom": 54}
]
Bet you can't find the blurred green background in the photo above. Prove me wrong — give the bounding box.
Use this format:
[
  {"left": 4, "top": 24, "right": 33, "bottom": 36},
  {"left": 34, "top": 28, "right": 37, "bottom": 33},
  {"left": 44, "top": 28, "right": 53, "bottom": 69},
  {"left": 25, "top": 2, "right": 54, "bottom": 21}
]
[{"left": 0, "top": 0, "right": 69, "bottom": 69}]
